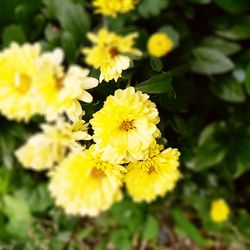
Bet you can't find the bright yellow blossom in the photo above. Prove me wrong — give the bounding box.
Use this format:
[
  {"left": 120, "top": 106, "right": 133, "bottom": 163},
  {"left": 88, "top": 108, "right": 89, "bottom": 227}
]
[
  {"left": 48, "top": 147, "right": 126, "bottom": 217},
  {"left": 82, "top": 28, "right": 142, "bottom": 82},
  {"left": 0, "top": 43, "right": 42, "bottom": 121},
  {"left": 15, "top": 117, "right": 91, "bottom": 171},
  {"left": 147, "top": 32, "right": 174, "bottom": 58},
  {"left": 210, "top": 199, "right": 230, "bottom": 223},
  {"left": 125, "top": 144, "right": 181, "bottom": 202},
  {"left": 90, "top": 87, "right": 160, "bottom": 164},
  {"left": 92, "top": 0, "right": 138, "bottom": 17},
  {"left": 38, "top": 48, "right": 99, "bottom": 121}
]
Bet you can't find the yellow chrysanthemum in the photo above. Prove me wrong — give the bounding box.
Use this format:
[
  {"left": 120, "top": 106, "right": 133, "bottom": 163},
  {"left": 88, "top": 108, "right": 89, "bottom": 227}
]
[
  {"left": 210, "top": 199, "right": 230, "bottom": 223},
  {"left": 124, "top": 144, "right": 181, "bottom": 202},
  {"left": 0, "top": 43, "right": 42, "bottom": 121},
  {"left": 15, "top": 117, "right": 91, "bottom": 171},
  {"left": 92, "top": 0, "right": 138, "bottom": 17},
  {"left": 147, "top": 32, "right": 174, "bottom": 58},
  {"left": 48, "top": 147, "right": 126, "bottom": 216},
  {"left": 90, "top": 87, "right": 160, "bottom": 164},
  {"left": 38, "top": 49, "right": 99, "bottom": 121},
  {"left": 82, "top": 28, "right": 142, "bottom": 82}
]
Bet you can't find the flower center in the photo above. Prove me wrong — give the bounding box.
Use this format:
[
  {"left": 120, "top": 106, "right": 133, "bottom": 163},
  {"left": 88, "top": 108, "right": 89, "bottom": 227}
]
[
  {"left": 56, "top": 77, "right": 64, "bottom": 90},
  {"left": 91, "top": 167, "right": 105, "bottom": 179},
  {"left": 14, "top": 73, "right": 31, "bottom": 93},
  {"left": 109, "top": 47, "right": 119, "bottom": 58},
  {"left": 148, "top": 166, "right": 155, "bottom": 174},
  {"left": 119, "top": 120, "right": 134, "bottom": 131}
]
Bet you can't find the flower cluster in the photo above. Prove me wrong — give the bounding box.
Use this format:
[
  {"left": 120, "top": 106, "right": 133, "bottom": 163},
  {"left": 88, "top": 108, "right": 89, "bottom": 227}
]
[
  {"left": 0, "top": 43, "right": 98, "bottom": 122},
  {"left": 4, "top": 0, "right": 182, "bottom": 218}
]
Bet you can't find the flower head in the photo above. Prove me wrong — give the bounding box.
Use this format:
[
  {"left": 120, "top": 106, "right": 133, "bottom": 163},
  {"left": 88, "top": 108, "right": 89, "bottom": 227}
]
[
  {"left": 90, "top": 87, "right": 160, "bottom": 164},
  {"left": 92, "top": 0, "right": 138, "bottom": 17},
  {"left": 15, "top": 117, "right": 91, "bottom": 171},
  {"left": 48, "top": 147, "right": 126, "bottom": 216},
  {"left": 147, "top": 32, "right": 174, "bottom": 58},
  {"left": 82, "top": 28, "right": 142, "bottom": 82},
  {"left": 0, "top": 43, "right": 43, "bottom": 121},
  {"left": 210, "top": 199, "right": 230, "bottom": 223},
  {"left": 124, "top": 144, "right": 181, "bottom": 202},
  {"left": 38, "top": 49, "right": 98, "bottom": 121}
]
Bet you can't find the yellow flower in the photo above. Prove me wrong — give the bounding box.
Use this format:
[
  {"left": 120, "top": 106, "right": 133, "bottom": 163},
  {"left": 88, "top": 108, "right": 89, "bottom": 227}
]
[
  {"left": 147, "top": 32, "right": 174, "bottom": 58},
  {"left": 124, "top": 144, "right": 181, "bottom": 202},
  {"left": 92, "top": 0, "right": 138, "bottom": 17},
  {"left": 38, "top": 49, "right": 99, "bottom": 121},
  {"left": 210, "top": 199, "right": 230, "bottom": 223},
  {"left": 15, "top": 117, "right": 91, "bottom": 171},
  {"left": 90, "top": 87, "right": 160, "bottom": 164},
  {"left": 82, "top": 28, "right": 142, "bottom": 82},
  {"left": 0, "top": 43, "right": 43, "bottom": 121},
  {"left": 48, "top": 147, "right": 126, "bottom": 217}
]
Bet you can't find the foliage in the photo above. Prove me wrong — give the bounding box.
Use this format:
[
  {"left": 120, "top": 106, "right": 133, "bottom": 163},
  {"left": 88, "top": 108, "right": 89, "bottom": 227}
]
[{"left": 0, "top": 0, "right": 250, "bottom": 249}]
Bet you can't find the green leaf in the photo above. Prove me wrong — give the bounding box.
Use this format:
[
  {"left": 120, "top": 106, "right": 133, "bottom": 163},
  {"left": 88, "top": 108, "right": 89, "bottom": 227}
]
[
  {"left": 194, "top": 142, "right": 227, "bottom": 171},
  {"left": 187, "top": 122, "right": 227, "bottom": 171},
  {"left": 3, "top": 194, "right": 32, "bottom": 238},
  {"left": 26, "top": 184, "right": 53, "bottom": 213},
  {"left": 201, "top": 36, "right": 241, "bottom": 56},
  {"left": 2, "top": 25, "right": 26, "bottom": 47},
  {"left": 43, "top": 0, "right": 90, "bottom": 43},
  {"left": 0, "top": 167, "right": 11, "bottom": 195},
  {"left": 61, "top": 31, "right": 77, "bottom": 62},
  {"left": 210, "top": 76, "right": 246, "bottom": 103},
  {"left": 245, "top": 64, "right": 250, "bottom": 95},
  {"left": 142, "top": 216, "right": 159, "bottom": 242},
  {"left": 216, "top": 17, "right": 250, "bottom": 40},
  {"left": 191, "top": 47, "right": 234, "bottom": 74},
  {"left": 138, "top": 0, "right": 169, "bottom": 18},
  {"left": 171, "top": 208, "right": 208, "bottom": 246},
  {"left": 215, "top": 0, "right": 250, "bottom": 14},
  {"left": 150, "top": 57, "right": 163, "bottom": 72},
  {"left": 135, "top": 73, "right": 173, "bottom": 94}
]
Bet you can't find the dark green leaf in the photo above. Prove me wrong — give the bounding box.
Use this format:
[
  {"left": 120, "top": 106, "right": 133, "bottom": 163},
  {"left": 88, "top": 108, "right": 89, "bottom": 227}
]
[
  {"left": 138, "top": 0, "right": 169, "bottom": 18},
  {"left": 201, "top": 36, "right": 241, "bottom": 56},
  {"left": 150, "top": 57, "right": 163, "bottom": 72},
  {"left": 2, "top": 25, "right": 26, "bottom": 47},
  {"left": 135, "top": 73, "right": 172, "bottom": 94},
  {"left": 191, "top": 47, "right": 234, "bottom": 74},
  {"left": 245, "top": 64, "right": 250, "bottom": 95},
  {"left": 210, "top": 76, "right": 246, "bottom": 103},
  {"left": 215, "top": 0, "right": 250, "bottom": 14},
  {"left": 216, "top": 17, "right": 250, "bottom": 40},
  {"left": 43, "top": 0, "right": 90, "bottom": 43}
]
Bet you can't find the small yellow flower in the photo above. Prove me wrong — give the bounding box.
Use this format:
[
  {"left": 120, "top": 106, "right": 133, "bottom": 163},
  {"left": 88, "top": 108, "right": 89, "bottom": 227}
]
[
  {"left": 48, "top": 147, "right": 126, "bottom": 217},
  {"left": 90, "top": 87, "right": 160, "bottom": 164},
  {"left": 15, "top": 117, "right": 91, "bottom": 171},
  {"left": 124, "top": 144, "right": 181, "bottom": 202},
  {"left": 38, "top": 48, "right": 99, "bottom": 121},
  {"left": 210, "top": 199, "right": 230, "bottom": 223},
  {"left": 82, "top": 28, "right": 142, "bottom": 82},
  {"left": 92, "top": 0, "right": 138, "bottom": 17},
  {"left": 147, "top": 32, "right": 174, "bottom": 58},
  {"left": 0, "top": 43, "right": 43, "bottom": 121}
]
